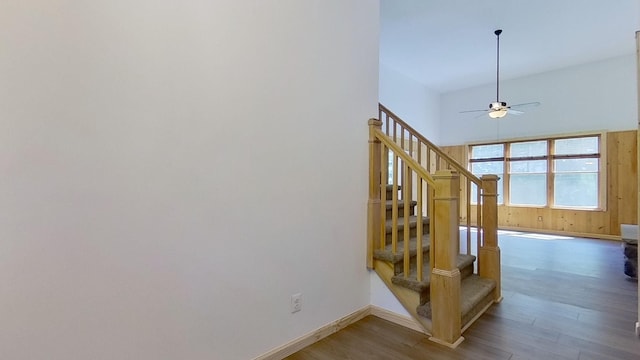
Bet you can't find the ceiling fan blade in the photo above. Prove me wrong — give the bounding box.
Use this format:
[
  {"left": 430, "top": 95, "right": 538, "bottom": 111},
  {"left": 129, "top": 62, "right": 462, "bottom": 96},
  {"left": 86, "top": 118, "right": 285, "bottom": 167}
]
[
  {"left": 507, "top": 109, "right": 524, "bottom": 115},
  {"left": 509, "top": 101, "right": 540, "bottom": 109},
  {"left": 459, "top": 109, "right": 487, "bottom": 114}
]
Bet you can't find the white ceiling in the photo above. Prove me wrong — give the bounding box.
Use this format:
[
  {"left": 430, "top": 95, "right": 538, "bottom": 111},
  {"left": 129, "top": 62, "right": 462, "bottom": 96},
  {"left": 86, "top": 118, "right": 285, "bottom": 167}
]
[{"left": 380, "top": 0, "right": 640, "bottom": 93}]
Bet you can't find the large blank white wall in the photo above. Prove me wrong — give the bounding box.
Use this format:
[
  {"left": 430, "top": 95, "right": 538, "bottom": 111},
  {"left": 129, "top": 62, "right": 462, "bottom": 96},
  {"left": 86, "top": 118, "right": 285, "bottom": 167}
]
[
  {"left": 0, "top": 1, "right": 379, "bottom": 359},
  {"left": 440, "top": 54, "right": 637, "bottom": 145},
  {"left": 379, "top": 63, "right": 441, "bottom": 141}
]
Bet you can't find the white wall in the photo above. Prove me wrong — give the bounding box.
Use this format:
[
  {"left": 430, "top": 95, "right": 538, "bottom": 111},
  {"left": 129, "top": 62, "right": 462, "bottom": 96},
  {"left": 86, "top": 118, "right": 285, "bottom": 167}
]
[
  {"left": 440, "top": 54, "right": 638, "bottom": 145},
  {"left": 0, "top": 1, "right": 379, "bottom": 359},
  {"left": 379, "top": 63, "right": 441, "bottom": 142},
  {"left": 370, "top": 272, "right": 412, "bottom": 316}
]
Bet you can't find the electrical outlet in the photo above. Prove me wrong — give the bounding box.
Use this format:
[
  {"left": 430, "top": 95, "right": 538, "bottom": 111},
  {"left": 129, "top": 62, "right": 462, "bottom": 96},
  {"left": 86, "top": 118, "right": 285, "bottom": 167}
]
[
  {"left": 290, "top": 293, "right": 302, "bottom": 313},
  {"left": 537, "top": 216, "right": 543, "bottom": 221}
]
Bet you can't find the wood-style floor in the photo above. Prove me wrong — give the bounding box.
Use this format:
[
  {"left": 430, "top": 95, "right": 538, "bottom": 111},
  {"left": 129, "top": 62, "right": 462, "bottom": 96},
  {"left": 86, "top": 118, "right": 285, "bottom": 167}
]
[{"left": 285, "top": 231, "right": 640, "bottom": 359}]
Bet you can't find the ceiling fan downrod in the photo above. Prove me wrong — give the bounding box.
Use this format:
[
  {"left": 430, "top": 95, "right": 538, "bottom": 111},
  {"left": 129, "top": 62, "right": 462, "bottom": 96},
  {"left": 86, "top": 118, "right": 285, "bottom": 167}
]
[{"left": 495, "top": 29, "right": 502, "bottom": 104}]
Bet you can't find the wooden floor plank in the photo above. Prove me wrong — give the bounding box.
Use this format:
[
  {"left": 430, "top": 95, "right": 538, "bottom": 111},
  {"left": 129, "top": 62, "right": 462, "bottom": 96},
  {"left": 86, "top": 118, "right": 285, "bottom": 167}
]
[{"left": 285, "top": 233, "right": 640, "bottom": 359}]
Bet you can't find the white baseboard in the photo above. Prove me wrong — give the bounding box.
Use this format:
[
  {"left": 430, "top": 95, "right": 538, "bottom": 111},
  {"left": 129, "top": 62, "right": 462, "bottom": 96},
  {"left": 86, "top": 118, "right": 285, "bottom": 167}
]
[
  {"left": 252, "top": 306, "right": 370, "bottom": 360},
  {"left": 253, "top": 305, "right": 425, "bottom": 360},
  {"left": 369, "top": 305, "right": 426, "bottom": 334}
]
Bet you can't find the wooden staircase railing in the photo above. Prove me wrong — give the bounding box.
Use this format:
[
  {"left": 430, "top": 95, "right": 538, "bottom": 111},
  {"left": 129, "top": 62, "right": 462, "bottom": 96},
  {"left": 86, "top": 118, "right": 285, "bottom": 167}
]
[
  {"left": 368, "top": 118, "right": 435, "bottom": 281},
  {"left": 368, "top": 104, "right": 501, "bottom": 347},
  {"left": 379, "top": 104, "right": 482, "bottom": 259}
]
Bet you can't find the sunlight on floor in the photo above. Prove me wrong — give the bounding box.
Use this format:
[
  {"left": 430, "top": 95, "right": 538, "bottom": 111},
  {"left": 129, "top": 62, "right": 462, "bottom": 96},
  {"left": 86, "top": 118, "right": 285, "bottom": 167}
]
[
  {"left": 459, "top": 226, "right": 575, "bottom": 240},
  {"left": 507, "top": 232, "right": 574, "bottom": 241}
]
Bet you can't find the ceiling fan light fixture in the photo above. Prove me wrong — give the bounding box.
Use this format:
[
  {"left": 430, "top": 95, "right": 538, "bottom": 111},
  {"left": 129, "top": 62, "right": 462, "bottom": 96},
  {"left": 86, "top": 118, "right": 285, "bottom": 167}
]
[{"left": 488, "top": 109, "right": 507, "bottom": 119}]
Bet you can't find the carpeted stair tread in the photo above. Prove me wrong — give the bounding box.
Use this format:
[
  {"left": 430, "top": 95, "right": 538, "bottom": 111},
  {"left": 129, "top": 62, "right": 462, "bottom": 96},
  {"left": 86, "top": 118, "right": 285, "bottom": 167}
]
[
  {"left": 373, "top": 234, "right": 430, "bottom": 263},
  {"left": 385, "top": 199, "right": 418, "bottom": 210},
  {"left": 391, "top": 254, "right": 475, "bottom": 293},
  {"left": 416, "top": 274, "right": 496, "bottom": 320},
  {"left": 385, "top": 216, "right": 430, "bottom": 232}
]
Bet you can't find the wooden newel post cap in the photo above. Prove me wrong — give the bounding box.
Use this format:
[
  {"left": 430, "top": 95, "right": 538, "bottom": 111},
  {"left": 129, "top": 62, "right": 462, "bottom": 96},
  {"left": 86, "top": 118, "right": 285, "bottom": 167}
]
[{"left": 368, "top": 118, "right": 382, "bottom": 126}]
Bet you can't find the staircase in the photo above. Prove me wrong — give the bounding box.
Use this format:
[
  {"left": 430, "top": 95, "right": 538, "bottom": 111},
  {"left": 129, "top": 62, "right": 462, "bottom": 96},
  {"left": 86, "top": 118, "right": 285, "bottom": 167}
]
[{"left": 367, "top": 105, "right": 502, "bottom": 348}]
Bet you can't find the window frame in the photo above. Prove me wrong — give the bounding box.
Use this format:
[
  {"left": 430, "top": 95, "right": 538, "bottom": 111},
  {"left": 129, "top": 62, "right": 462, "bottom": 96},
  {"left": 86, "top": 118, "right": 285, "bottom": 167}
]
[
  {"left": 469, "top": 143, "right": 505, "bottom": 205},
  {"left": 468, "top": 133, "right": 605, "bottom": 211},
  {"left": 507, "top": 140, "right": 549, "bottom": 207}
]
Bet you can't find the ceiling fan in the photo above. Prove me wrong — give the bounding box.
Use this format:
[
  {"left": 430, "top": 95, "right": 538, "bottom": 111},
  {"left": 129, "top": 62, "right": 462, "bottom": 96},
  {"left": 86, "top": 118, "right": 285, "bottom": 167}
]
[{"left": 460, "top": 29, "right": 540, "bottom": 119}]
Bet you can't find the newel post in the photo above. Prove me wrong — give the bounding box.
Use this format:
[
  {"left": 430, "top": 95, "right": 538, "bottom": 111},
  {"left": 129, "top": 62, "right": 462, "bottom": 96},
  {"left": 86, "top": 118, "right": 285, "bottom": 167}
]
[
  {"left": 429, "top": 170, "right": 463, "bottom": 348},
  {"left": 479, "top": 174, "right": 502, "bottom": 302},
  {"left": 367, "top": 118, "right": 383, "bottom": 269}
]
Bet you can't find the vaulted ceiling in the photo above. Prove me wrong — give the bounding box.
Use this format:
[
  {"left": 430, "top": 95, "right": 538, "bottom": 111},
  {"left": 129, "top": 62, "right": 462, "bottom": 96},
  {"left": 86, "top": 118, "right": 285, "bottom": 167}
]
[{"left": 380, "top": 0, "right": 640, "bottom": 93}]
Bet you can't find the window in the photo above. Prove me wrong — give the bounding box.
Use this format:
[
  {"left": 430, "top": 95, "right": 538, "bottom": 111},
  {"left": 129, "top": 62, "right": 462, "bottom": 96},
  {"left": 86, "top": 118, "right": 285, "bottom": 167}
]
[
  {"left": 509, "top": 141, "right": 547, "bottom": 206},
  {"left": 469, "top": 144, "right": 504, "bottom": 204},
  {"left": 469, "top": 135, "right": 601, "bottom": 209},
  {"left": 553, "top": 136, "right": 599, "bottom": 208}
]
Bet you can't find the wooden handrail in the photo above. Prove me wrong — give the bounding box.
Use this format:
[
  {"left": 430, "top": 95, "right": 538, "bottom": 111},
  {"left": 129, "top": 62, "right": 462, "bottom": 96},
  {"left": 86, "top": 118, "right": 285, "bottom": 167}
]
[
  {"left": 379, "top": 104, "right": 481, "bottom": 186},
  {"left": 374, "top": 129, "right": 435, "bottom": 186}
]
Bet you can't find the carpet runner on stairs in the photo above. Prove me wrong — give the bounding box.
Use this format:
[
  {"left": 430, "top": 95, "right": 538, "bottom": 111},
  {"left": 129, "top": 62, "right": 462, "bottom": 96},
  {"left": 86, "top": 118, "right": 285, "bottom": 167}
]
[{"left": 374, "top": 184, "right": 497, "bottom": 331}]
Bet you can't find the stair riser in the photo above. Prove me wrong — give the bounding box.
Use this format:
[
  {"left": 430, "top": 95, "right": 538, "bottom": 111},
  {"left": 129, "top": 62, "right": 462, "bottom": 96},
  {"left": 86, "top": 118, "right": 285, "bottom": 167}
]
[
  {"left": 460, "top": 262, "right": 474, "bottom": 280},
  {"left": 385, "top": 206, "right": 416, "bottom": 219},
  {"left": 385, "top": 191, "right": 415, "bottom": 204},
  {"left": 393, "top": 248, "right": 431, "bottom": 275},
  {"left": 385, "top": 226, "right": 426, "bottom": 242},
  {"left": 461, "top": 291, "right": 495, "bottom": 327},
  {"left": 385, "top": 187, "right": 399, "bottom": 200}
]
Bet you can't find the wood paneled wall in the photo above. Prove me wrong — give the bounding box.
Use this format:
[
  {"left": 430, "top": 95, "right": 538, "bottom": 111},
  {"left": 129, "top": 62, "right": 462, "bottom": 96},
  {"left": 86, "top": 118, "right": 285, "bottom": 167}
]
[{"left": 440, "top": 130, "right": 637, "bottom": 239}]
